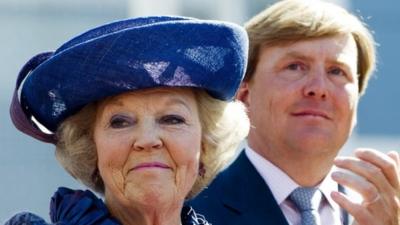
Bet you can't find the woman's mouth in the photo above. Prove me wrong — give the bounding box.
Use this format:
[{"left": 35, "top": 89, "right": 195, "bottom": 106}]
[{"left": 132, "top": 162, "right": 171, "bottom": 171}]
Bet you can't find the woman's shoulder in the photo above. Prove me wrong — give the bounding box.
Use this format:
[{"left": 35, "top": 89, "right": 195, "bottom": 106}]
[
  {"left": 5, "top": 212, "right": 49, "bottom": 225},
  {"left": 5, "top": 187, "right": 120, "bottom": 225}
]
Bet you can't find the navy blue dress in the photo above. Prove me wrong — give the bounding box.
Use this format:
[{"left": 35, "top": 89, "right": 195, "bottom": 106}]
[{"left": 6, "top": 187, "right": 209, "bottom": 225}]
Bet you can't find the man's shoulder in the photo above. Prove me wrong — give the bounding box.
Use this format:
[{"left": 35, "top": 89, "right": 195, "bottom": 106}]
[
  {"left": 188, "top": 152, "right": 253, "bottom": 225},
  {"left": 188, "top": 174, "right": 232, "bottom": 225},
  {"left": 191, "top": 150, "right": 254, "bottom": 206},
  {"left": 188, "top": 151, "right": 291, "bottom": 225},
  {"left": 190, "top": 160, "right": 230, "bottom": 206}
]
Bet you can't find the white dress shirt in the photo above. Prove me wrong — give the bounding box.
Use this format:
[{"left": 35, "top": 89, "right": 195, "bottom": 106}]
[{"left": 245, "top": 145, "right": 344, "bottom": 225}]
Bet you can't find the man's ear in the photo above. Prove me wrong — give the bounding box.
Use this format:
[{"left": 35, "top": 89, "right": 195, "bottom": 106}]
[{"left": 236, "top": 81, "right": 250, "bottom": 108}]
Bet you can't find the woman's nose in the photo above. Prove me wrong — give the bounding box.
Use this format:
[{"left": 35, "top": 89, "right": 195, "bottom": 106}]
[{"left": 132, "top": 122, "right": 163, "bottom": 151}]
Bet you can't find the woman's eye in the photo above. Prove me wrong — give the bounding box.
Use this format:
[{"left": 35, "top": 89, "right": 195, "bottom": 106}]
[
  {"left": 159, "top": 115, "right": 185, "bottom": 125},
  {"left": 109, "top": 115, "right": 133, "bottom": 128},
  {"left": 286, "top": 63, "right": 305, "bottom": 71}
]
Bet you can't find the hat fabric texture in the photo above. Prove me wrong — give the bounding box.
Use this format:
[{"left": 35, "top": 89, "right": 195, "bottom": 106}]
[{"left": 10, "top": 16, "right": 248, "bottom": 143}]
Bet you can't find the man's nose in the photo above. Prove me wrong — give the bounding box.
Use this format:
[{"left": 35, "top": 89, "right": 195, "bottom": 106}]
[
  {"left": 303, "top": 68, "right": 328, "bottom": 100},
  {"left": 132, "top": 122, "right": 163, "bottom": 151}
]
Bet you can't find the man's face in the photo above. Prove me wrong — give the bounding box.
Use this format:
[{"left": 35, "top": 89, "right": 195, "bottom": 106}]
[{"left": 239, "top": 34, "right": 359, "bottom": 160}]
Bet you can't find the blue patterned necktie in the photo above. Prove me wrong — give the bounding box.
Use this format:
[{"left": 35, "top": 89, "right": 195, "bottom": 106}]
[{"left": 289, "top": 187, "right": 322, "bottom": 225}]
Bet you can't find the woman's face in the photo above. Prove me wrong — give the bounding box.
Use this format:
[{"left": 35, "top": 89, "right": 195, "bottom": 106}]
[{"left": 93, "top": 88, "right": 202, "bottom": 209}]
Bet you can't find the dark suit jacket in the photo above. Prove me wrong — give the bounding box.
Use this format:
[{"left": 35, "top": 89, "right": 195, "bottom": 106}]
[{"left": 189, "top": 150, "right": 349, "bottom": 225}]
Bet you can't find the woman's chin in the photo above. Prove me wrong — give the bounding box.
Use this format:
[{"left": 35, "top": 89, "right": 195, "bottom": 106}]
[{"left": 124, "top": 182, "right": 181, "bottom": 208}]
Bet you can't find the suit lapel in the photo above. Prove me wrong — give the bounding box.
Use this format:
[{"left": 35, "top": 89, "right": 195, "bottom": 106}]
[
  {"left": 217, "top": 151, "right": 351, "bottom": 225},
  {"left": 220, "top": 151, "right": 290, "bottom": 225}
]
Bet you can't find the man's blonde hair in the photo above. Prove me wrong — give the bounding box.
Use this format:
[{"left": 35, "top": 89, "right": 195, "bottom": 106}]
[{"left": 245, "top": 0, "right": 376, "bottom": 95}]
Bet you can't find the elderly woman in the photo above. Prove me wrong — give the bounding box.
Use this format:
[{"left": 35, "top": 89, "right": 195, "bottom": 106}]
[{"left": 7, "top": 16, "right": 249, "bottom": 225}]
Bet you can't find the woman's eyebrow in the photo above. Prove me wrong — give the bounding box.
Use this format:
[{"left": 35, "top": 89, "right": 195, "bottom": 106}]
[{"left": 162, "top": 97, "right": 193, "bottom": 113}]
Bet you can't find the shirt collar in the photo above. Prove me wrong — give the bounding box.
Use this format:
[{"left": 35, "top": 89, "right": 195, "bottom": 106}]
[
  {"left": 244, "top": 143, "right": 340, "bottom": 212},
  {"left": 319, "top": 167, "right": 342, "bottom": 212}
]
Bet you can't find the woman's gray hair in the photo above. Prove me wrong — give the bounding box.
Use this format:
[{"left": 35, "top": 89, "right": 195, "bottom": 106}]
[{"left": 55, "top": 89, "right": 249, "bottom": 197}]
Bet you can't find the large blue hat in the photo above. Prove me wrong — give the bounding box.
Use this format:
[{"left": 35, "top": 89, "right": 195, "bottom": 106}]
[{"left": 10, "top": 16, "right": 248, "bottom": 143}]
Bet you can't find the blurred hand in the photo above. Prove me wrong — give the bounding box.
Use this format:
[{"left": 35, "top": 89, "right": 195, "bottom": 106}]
[{"left": 331, "top": 148, "right": 400, "bottom": 225}]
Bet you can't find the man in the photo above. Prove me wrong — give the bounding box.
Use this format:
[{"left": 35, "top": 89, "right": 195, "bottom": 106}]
[{"left": 190, "top": 0, "right": 400, "bottom": 225}]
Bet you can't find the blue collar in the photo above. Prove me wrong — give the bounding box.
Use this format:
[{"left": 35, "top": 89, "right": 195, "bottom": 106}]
[
  {"left": 50, "top": 187, "right": 209, "bottom": 225},
  {"left": 50, "top": 187, "right": 120, "bottom": 225}
]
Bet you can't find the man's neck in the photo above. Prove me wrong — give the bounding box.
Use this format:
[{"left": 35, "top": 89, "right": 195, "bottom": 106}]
[{"left": 247, "top": 141, "right": 336, "bottom": 187}]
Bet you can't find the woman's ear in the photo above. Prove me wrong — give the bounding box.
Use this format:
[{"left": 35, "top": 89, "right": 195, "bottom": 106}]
[
  {"left": 198, "top": 141, "right": 206, "bottom": 177},
  {"left": 198, "top": 161, "right": 205, "bottom": 178}
]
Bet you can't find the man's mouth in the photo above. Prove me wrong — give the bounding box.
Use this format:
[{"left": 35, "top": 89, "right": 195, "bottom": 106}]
[{"left": 292, "top": 110, "right": 331, "bottom": 120}]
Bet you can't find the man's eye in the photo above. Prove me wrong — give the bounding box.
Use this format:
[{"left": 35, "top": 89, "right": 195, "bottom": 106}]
[
  {"left": 329, "top": 67, "right": 346, "bottom": 76},
  {"left": 109, "top": 115, "right": 133, "bottom": 128},
  {"left": 159, "top": 115, "right": 185, "bottom": 125}
]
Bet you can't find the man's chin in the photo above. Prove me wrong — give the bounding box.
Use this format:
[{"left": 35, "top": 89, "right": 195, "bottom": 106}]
[{"left": 288, "top": 132, "right": 341, "bottom": 154}]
